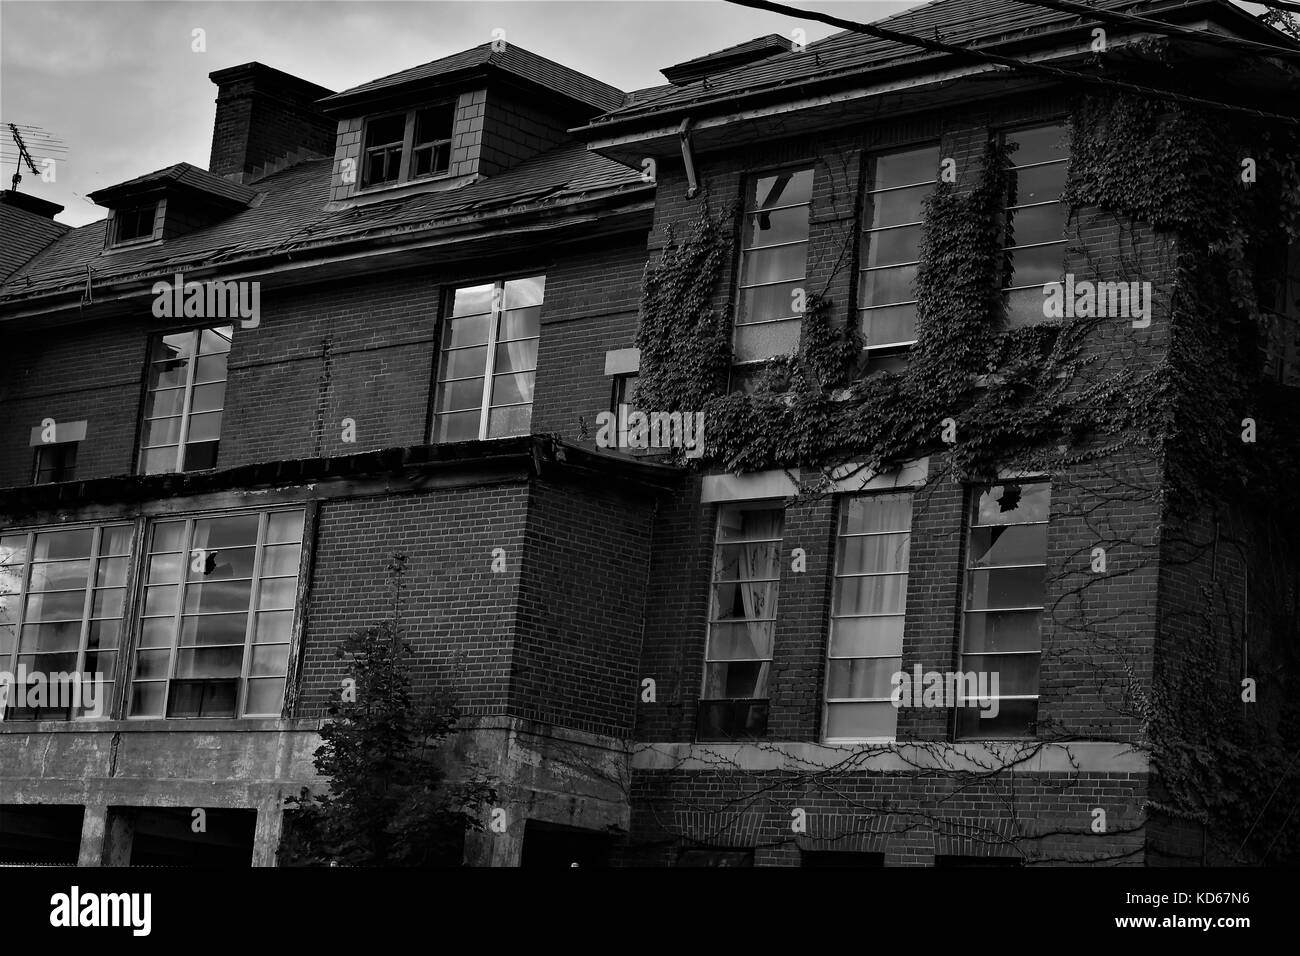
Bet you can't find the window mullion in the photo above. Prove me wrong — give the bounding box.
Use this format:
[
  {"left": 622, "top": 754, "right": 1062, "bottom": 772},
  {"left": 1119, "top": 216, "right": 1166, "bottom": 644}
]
[
  {"left": 74, "top": 527, "right": 99, "bottom": 702},
  {"left": 238, "top": 513, "right": 269, "bottom": 718},
  {"left": 480, "top": 282, "right": 503, "bottom": 441},
  {"left": 397, "top": 112, "right": 417, "bottom": 183},
  {"left": 164, "top": 518, "right": 194, "bottom": 718},
  {"left": 175, "top": 331, "right": 200, "bottom": 472},
  {"left": 6, "top": 532, "right": 34, "bottom": 675}
]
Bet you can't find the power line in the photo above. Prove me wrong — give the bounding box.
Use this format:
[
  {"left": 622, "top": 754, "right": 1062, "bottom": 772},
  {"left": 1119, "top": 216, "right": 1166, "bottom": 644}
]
[
  {"left": 720, "top": 0, "right": 1300, "bottom": 125},
  {"left": 1012, "top": 0, "right": 1300, "bottom": 61}
]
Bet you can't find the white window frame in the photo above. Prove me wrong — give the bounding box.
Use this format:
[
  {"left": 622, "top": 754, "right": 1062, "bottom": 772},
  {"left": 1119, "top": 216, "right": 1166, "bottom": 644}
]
[
  {"left": 732, "top": 166, "right": 814, "bottom": 373},
  {"left": 432, "top": 276, "right": 543, "bottom": 443},
  {"left": 857, "top": 144, "right": 940, "bottom": 365},
  {"left": 126, "top": 507, "right": 306, "bottom": 720},
  {"left": 956, "top": 480, "right": 1050, "bottom": 739},
  {"left": 138, "top": 326, "right": 231, "bottom": 475},
  {"left": 0, "top": 521, "right": 133, "bottom": 721},
  {"left": 1000, "top": 123, "right": 1069, "bottom": 327},
  {"left": 822, "top": 491, "right": 913, "bottom": 743}
]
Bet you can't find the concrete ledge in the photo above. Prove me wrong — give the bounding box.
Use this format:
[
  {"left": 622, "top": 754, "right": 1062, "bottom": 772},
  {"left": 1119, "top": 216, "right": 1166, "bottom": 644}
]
[
  {"left": 603, "top": 347, "right": 641, "bottom": 375},
  {"left": 701, "top": 469, "right": 800, "bottom": 503},
  {"left": 0, "top": 717, "right": 323, "bottom": 734},
  {"left": 630, "top": 740, "right": 1149, "bottom": 774}
]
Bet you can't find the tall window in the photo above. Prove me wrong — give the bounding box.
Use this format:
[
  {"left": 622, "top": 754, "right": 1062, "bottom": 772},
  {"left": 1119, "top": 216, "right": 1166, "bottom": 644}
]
[
  {"left": 432, "top": 276, "right": 543, "bottom": 443},
  {"left": 733, "top": 168, "right": 813, "bottom": 366},
  {"left": 129, "top": 509, "right": 304, "bottom": 719},
  {"left": 824, "top": 493, "right": 912, "bottom": 741},
  {"left": 698, "top": 504, "right": 784, "bottom": 740},
  {"left": 958, "top": 481, "right": 1050, "bottom": 737},
  {"left": 858, "top": 146, "right": 940, "bottom": 373},
  {"left": 0, "top": 524, "right": 132, "bottom": 719},
  {"left": 1001, "top": 125, "right": 1069, "bottom": 327},
  {"left": 362, "top": 103, "right": 457, "bottom": 188},
  {"left": 139, "top": 326, "right": 231, "bottom": 475}
]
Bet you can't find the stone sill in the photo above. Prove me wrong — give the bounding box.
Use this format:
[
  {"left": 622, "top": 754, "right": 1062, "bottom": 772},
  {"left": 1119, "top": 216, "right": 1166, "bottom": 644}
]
[{"left": 0, "top": 717, "right": 324, "bottom": 734}]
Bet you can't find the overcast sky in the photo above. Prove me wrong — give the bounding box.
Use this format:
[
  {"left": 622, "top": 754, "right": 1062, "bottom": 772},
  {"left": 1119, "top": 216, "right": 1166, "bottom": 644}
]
[
  {"left": 0, "top": 0, "right": 917, "bottom": 226},
  {"left": 0, "top": 0, "right": 1280, "bottom": 228}
]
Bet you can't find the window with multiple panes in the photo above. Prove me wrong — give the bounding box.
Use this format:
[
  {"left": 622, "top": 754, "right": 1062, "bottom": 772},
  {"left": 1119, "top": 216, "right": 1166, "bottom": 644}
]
[
  {"left": 432, "top": 276, "right": 543, "bottom": 443},
  {"left": 114, "top": 204, "right": 157, "bottom": 244},
  {"left": 698, "top": 504, "right": 784, "bottom": 740},
  {"left": 362, "top": 103, "right": 457, "bottom": 188},
  {"left": 858, "top": 145, "right": 940, "bottom": 373},
  {"left": 0, "top": 524, "right": 131, "bottom": 719},
  {"left": 362, "top": 113, "right": 406, "bottom": 187},
  {"left": 139, "top": 326, "right": 231, "bottom": 475},
  {"left": 411, "top": 104, "right": 456, "bottom": 178},
  {"left": 32, "top": 443, "right": 77, "bottom": 484},
  {"left": 824, "top": 492, "right": 912, "bottom": 741},
  {"left": 958, "top": 481, "right": 1050, "bottom": 737},
  {"left": 1001, "top": 124, "right": 1069, "bottom": 327},
  {"left": 733, "top": 168, "right": 813, "bottom": 366},
  {"left": 129, "top": 508, "right": 305, "bottom": 719}
]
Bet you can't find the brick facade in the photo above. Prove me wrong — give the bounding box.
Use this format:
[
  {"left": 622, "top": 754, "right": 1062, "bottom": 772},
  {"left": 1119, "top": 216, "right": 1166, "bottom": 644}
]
[{"left": 2, "top": 7, "right": 1295, "bottom": 867}]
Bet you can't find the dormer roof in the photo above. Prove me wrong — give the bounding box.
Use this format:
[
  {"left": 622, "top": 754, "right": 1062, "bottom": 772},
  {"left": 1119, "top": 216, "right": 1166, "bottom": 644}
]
[
  {"left": 87, "top": 162, "right": 258, "bottom": 210},
  {"left": 318, "top": 43, "right": 625, "bottom": 117}
]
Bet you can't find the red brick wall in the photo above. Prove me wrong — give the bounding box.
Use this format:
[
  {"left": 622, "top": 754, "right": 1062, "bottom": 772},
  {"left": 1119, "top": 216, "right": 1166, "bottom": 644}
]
[
  {"left": 0, "top": 317, "right": 148, "bottom": 485},
  {"left": 510, "top": 478, "right": 656, "bottom": 735},
  {"left": 296, "top": 483, "right": 529, "bottom": 719},
  {"left": 530, "top": 235, "right": 648, "bottom": 444},
  {"left": 623, "top": 767, "right": 1148, "bottom": 866},
  {"left": 209, "top": 65, "right": 335, "bottom": 182}
]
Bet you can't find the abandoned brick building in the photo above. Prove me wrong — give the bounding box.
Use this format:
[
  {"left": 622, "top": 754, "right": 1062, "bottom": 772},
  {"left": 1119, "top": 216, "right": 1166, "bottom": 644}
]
[{"left": 2, "top": 0, "right": 1298, "bottom": 866}]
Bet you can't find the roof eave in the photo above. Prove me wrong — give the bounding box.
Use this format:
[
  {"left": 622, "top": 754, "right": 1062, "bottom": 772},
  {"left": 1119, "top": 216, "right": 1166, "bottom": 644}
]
[
  {"left": 576, "top": 3, "right": 1284, "bottom": 143},
  {"left": 0, "top": 184, "right": 654, "bottom": 320}
]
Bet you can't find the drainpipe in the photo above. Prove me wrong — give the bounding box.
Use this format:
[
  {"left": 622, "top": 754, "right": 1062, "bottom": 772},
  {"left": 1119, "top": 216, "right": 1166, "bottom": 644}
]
[{"left": 678, "top": 117, "right": 699, "bottom": 199}]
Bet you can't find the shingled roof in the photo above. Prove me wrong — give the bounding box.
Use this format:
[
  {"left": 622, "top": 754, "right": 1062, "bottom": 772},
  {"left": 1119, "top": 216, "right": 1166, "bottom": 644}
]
[
  {"left": 0, "top": 143, "right": 647, "bottom": 305},
  {"left": 87, "top": 162, "right": 259, "bottom": 208},
  {"left": 581, "top": 0, "right": 1291, "bottom": 132},
  {"left": 319, "top": 43, "right": 626, "bottom": 116},
  {"left": 0, "top": 194, "right": 69, "bottom": 283}
]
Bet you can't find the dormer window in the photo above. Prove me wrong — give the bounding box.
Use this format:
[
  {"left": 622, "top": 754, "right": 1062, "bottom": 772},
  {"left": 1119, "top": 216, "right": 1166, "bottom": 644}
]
[
  {"left": 114, "top": 203, "right": 158, "bottom": 244},
  {"left": 412, "top": 104, "right": 455, "bottom": 178},
  {"left": 361, "top": 103, "right": 456, "bottom": 188}
]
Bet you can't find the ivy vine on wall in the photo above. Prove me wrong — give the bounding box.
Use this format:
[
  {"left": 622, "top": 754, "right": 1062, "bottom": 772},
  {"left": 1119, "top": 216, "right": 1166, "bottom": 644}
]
[{"left": 633, "top": 86, "right": 1300, "bottom": 862}]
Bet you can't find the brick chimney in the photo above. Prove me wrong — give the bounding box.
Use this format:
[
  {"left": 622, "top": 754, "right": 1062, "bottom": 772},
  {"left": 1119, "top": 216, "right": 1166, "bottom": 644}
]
[{"left": 208, "top": 63, "right": 336, "bottom": 183}]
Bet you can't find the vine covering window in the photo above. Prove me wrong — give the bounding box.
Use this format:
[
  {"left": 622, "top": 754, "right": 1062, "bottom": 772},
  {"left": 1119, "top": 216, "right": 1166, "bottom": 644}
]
[
  {"left": 858, "top": 145, "right": 939, "bottom": 373},
  {"left": 734, "top": 168, "right": 813, "bottom": 365},
  {"left": 1001, "top": 124, "right": 1069, "bottom": 327}
]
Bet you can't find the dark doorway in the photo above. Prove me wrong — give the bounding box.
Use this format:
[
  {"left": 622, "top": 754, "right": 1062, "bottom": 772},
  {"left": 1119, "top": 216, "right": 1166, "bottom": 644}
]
[
  {"left": 119, "top": 807, "right": 257, "bottom": 866},
  {"left": 520, "top": 820, "right": 612, "bottom": 867},
  {"left": 801, "top": 850, "right": 885, "bottom": 866},
  {"left": 0, "top": 804, "right": 84, "bottom": 865}
]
